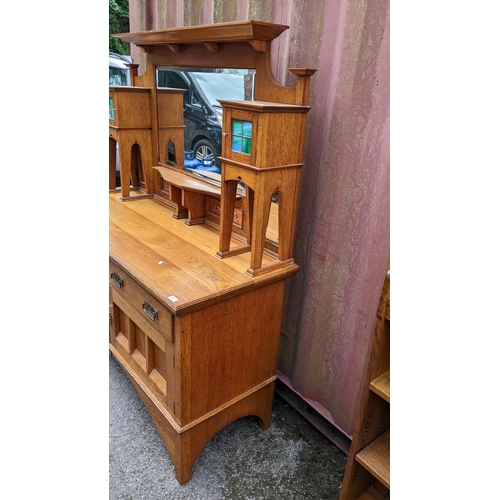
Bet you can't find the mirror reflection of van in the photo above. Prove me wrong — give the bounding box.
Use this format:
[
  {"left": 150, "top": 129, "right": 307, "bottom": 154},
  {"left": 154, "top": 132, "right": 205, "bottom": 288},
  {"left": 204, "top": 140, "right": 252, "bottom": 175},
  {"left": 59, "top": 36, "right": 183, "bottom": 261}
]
[
  {"left": 109, "top": 60, "right": 249, "bottom": 186},
  {"left": 109, "top": 52, "right": 132, "bottom": 86},
  {"left": 157, "top": 69, "right": 246, "bottom": 167}
]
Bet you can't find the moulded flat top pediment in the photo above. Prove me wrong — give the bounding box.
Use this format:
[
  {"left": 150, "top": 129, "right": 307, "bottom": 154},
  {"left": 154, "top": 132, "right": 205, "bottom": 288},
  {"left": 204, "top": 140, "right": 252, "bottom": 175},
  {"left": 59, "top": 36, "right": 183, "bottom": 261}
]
[{"left": 113, "top": 20, "right": 288, "bottom": 50}]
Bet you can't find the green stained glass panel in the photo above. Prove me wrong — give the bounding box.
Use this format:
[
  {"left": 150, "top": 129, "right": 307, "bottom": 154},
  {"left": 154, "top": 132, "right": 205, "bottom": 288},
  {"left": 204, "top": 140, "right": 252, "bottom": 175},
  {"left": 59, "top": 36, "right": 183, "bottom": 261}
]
[
  {"left": 232, "top": 136, "right": 242, "bottom": 151},
  {"left": 231, "top": 119, "right": 252, "bottom": 154},
  {"left": 242, "top": 138, "right": 252, "bottom": 154},
  {"left": 109, "top": 97, "right": 115, "bottom": 120},
  {"left": 233, "top": 120, "right": 243, "bottom": 135},
  {"left": 242, "top": 121, "right": 252, "bottom": 137}
]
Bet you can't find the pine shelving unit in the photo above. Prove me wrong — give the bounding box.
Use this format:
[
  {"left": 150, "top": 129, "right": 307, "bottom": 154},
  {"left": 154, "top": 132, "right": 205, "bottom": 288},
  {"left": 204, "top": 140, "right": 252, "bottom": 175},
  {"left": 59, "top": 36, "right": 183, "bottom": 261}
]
[{"left": 339, "top": 272, "right": 390, "bottom": 500}]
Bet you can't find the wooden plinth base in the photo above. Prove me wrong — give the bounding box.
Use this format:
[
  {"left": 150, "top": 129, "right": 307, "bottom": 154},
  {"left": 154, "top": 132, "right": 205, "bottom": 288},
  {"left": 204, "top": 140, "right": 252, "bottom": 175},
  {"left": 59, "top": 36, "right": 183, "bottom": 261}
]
[
  {"left": 215, "top": 244, "right": 252, "bottom": 259},
  {"left": 119, "top": 193, "right": 154, "bottom": 202},
  {"left": 245, "top": 258, "right": 296, "bottom": 277},
  {"left": 110, "top": 345, "right": 275, "bottom": 485}
]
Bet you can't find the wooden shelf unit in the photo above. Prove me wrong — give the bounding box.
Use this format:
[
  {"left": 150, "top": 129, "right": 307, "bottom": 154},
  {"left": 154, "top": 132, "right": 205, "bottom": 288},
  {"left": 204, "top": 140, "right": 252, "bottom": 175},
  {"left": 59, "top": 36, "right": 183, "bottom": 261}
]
[{"left": 340, "top": 272, "right": 390, "bottom": 500}]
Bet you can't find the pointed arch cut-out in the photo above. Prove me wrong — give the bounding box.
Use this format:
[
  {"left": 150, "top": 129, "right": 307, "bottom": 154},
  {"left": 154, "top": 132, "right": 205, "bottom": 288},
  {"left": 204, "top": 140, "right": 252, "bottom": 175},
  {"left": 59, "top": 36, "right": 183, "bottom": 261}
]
[
  {"left": 131, "top": 143, "right": 145, "bottom": 187},
  {"left": 109, "top": 136, "right": 118, "bottom": 189},
  {"left": 167, "top": 141, "right": 176, "bottom": 165}
]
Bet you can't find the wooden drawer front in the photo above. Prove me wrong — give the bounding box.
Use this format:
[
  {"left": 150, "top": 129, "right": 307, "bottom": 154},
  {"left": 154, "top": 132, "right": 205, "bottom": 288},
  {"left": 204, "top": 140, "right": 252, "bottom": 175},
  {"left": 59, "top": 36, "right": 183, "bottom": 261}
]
[{"left": 109, "top": 262, "right": 173, "bottom": 344}]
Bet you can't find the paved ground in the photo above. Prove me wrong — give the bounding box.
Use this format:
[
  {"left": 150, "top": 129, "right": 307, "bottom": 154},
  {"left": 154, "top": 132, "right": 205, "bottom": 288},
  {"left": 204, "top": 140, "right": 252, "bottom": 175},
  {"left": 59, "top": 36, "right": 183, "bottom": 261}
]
[{"left": 109, "top": 355, "right": 347, "bottom": 499}]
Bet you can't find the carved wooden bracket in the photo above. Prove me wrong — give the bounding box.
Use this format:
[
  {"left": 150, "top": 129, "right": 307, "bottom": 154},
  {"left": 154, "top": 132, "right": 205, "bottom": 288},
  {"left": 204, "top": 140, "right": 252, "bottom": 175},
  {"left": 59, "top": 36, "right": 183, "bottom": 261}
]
[
  {"left": 167, "top": 43, "right": 183, "bottom": 53},
  {"left": 203, "top": 42, "right": 219, "bottom": 53},
  {"left": 248, "top": 40, "right": 267, "bottom": 53}
]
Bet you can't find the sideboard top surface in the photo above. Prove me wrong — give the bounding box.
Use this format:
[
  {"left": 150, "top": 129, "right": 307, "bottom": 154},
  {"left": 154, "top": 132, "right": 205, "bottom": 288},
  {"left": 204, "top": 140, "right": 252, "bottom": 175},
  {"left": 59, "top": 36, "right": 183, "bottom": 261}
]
[{"left": 109, "top": 193, "right": 298, "bottom": 316}]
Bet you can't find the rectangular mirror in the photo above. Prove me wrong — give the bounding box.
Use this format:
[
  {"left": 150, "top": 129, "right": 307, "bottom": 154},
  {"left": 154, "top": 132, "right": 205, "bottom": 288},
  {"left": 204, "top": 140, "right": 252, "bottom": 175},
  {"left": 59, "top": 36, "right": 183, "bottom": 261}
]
[
  {"left": 156, "top": 67, "right": 254, "bottom": 174},
  {"left": 155, "top": 66, "right": 278, "bottom": 247}
]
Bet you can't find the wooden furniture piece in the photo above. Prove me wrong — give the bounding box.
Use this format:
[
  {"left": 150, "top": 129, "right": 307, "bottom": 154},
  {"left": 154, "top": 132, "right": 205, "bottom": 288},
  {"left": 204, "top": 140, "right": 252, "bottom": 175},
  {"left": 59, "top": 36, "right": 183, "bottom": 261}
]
[
  {"left": 157, "top": 87, "right": 186, "bottom": 168},
  {"left": 109, "top": 192, "right": 298, "bottom": 484},
  {"left": 113, "top": 21, "right": 316, "bottom": 250},
  {"left": 109, "top": 21, "right": 315, "bottom": 485},
  {"left": 339, "top": 272, "right": 390, "bottom": 500},
  {"left": 109, "top": 86, "right": 154, "bottom": 198},
  {"left": 216, "top": 100, "right": 311, "bottom": 276}
]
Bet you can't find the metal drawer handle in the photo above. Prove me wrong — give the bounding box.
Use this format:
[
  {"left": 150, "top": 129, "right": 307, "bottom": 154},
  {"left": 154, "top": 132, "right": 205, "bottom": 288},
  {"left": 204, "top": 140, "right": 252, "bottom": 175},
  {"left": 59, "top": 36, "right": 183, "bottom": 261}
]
[
  {"left": 142, "top": 301, "right": 158, "bottom": 321},
  {"left": 111, "top": 272, "right": 124, "bottom": 288}
]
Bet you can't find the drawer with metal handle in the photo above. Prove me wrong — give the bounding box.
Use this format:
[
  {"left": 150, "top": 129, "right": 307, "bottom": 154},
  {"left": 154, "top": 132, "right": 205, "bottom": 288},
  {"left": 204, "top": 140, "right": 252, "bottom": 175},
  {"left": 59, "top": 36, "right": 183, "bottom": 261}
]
[{"left": 109, "top": 260, "right": 174, "bottom": 344}]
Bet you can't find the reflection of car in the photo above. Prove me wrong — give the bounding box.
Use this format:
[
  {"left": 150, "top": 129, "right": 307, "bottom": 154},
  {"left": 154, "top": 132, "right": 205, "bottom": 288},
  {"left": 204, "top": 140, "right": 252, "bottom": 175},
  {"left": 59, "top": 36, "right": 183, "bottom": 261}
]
[
  {"left": 109, "top": 52, "right": 132, "bottom": 86},
  {"left": 157, "top": 70, "right": 245, "bottom": 166}
]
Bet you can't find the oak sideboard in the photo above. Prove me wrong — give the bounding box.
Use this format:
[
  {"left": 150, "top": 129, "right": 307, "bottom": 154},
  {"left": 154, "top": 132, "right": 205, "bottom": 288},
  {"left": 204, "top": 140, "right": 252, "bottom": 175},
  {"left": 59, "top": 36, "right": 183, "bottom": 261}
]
[{"left": 109, "top": 21, "right": 315, "bottom": 484}]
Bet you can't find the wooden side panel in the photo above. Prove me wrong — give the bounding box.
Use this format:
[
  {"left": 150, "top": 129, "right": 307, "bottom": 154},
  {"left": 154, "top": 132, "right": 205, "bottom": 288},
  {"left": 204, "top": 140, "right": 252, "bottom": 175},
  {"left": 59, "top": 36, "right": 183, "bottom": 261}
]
[
  {"left": 110, "top": 88, "right": 152, "bottom": 128},
  {"left": 255, "top": 113, "right": 305, "bottom": 167},
  {"left": 178, "top": 280, "right": 285, "bottom": 425}
]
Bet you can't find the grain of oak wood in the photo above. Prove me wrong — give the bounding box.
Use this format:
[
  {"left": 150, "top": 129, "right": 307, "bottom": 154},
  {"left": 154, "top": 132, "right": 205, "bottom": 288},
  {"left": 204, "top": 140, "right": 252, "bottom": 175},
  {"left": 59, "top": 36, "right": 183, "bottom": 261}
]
[
  {"left": 355, "top": 431, "right": 390, "bottom": 489},
  {"left": 369, "top": 371, "right": 390, "bottom": 403},
  {"left": 109, "top": 193, "right": 297, "bottom": 315},
  {"left": 110, "top": 193, "right": 297, "bottom": 484},
  {"left": 109, "top": 21, "right": 315, "bottom": 486}
]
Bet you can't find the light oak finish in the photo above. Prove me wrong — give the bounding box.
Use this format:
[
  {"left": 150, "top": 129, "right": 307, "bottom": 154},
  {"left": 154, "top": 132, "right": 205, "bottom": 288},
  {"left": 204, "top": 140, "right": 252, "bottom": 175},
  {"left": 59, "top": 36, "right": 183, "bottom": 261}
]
[
  {"left": 116, "top": 20, "right": 289, "bottom": 48},
  {"left": 111, "top": 22, "right": 315, "bottom": 275},
  {"left": 153, "top": 166, "right": 223, "bottom": 225},
  {"left": 355, "top": 431, "right": 390, "bottom": 489},
  {"left": 370, "top": 371, "right": 390, "bottom": 403},
  {"left": 109, "top": 193, "right": 298, "bottom": 483},
  {"left": 157, "top": 87, "right": 186, "bottom": 168},
  {"left": 109, "top": 21, "right": 315, "bottom": 485},
  {"left": 216, "top": 100, "right": 310, "bottom": 276},
  {"left": 340, "top": 273, "right": 390, "bottom": 500},
  {"left": 112, "top": 21, "right": 316, "bottom": 227},
  {"left": 109, "top": 86, "right": 154, "bottom": 198}
]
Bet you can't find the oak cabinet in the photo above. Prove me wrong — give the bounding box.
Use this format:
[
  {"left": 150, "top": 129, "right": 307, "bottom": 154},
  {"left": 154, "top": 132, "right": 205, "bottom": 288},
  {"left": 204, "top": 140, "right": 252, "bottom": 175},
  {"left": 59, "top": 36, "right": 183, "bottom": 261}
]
[{"left": 109, "top": 193, "right": 295, "bottom": 484}]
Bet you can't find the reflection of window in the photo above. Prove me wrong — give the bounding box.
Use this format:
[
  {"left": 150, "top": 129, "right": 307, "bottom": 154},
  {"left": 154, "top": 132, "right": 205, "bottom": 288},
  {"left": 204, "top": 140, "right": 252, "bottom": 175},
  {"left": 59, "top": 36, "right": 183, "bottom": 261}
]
[
  {"left": 190, "top": 90, "right": 201, "bottom": 108},
  {"left": 109, "top": 97, "right": 115, "bottom": 119},
  {"left": 109, "top": 69, "right": 127, "bottom": 86},
  {"left": 232, "top": 120, "right": 252, "bottom": 154},
  {"left": 157, "top": 71, "right": 189, "bottom": 106}
]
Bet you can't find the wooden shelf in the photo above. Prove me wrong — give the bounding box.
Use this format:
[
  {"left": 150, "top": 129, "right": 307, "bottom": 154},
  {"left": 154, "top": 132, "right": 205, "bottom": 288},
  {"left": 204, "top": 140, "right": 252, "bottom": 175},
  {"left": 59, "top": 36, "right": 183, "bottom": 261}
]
[
  {"left": 154, "top": 166, "right": 223, "bottom": 197},
  {"left": 370, "top": 371, "right": 390, "bottom": 403},
  {"left": 355, "top": 431, "right": 390, "bottom": 489}
]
